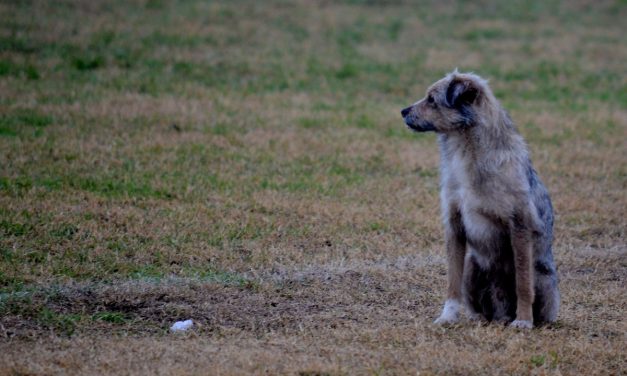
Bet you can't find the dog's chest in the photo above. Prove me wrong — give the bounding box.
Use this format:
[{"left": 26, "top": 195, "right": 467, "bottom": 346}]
[
  {"left": 447, "top": 156, "right": 507, "bottom": 247},
  {"left": 461, "top": 204, "right": 501, "bottom": 241}
]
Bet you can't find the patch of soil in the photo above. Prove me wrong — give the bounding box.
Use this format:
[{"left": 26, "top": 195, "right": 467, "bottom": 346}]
[{"left": 0, "top": 264, "right": 437, "bottom": 339}]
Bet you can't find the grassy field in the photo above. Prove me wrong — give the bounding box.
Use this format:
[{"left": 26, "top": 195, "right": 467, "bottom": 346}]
[{"left": 0, "top": 0, "right": 625, "bottom": 374}]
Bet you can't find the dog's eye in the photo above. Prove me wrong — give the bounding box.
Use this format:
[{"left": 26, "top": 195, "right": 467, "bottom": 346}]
[{"left": 427, "top": 95, "right": 435, "bottom": 104}]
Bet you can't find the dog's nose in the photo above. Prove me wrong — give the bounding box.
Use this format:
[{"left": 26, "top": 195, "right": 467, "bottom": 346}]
[{"left": 401, "top": 106, "right": 412, "bottom": 117}]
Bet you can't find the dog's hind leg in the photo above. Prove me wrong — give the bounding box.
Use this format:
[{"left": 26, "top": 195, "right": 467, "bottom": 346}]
[
  {"left": 489, "top": 264, "right": 517, "bottom": 323},
  {"left": 462, "top": 252, "right": 493, "bottom": 322},
  {"left": 533, "top": 261, "right": 560, "bottom": 324}
]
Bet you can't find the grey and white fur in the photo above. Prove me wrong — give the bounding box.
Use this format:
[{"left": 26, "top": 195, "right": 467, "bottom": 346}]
[{"left": 401, "top": 70, "right": 559, "bottom": 328}]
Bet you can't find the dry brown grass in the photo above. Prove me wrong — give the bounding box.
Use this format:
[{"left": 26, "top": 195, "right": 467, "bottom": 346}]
[
  {"left": 1, "top": 250, "right": 624, "bottom": 374},
  {"left": 0, "top": 0, "right": 625, "bottom": 374}
]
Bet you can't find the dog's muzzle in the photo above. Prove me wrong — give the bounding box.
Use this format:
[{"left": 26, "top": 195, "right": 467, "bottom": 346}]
[
  {"left": 401, "top": 106, "right": 416, "bottom": 129},
  {"left": 401, "top": 106, "right": 435, "bottom": 132}
]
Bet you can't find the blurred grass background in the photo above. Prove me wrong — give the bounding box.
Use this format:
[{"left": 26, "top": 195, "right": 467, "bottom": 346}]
[{"left": 1, "top": 0, "right": 625, "bottom": 286}]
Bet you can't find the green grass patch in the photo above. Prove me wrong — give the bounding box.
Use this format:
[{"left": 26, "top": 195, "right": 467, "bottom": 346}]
[
  {"left": 0, "top": 290, "right": 34, "bottom": 315},
  {"left": 37, "top": 307, "right": 81, "bottom": 336},
  {"left": 336, "top": 63, "right": 359, "bottom": 80},
  {"left": 366, "top": 222, "right": 389, "bottom": 233},
  {"left": 0, "top": 174, "right": 173, "bottom": 199},
  {"left": 463, "top": 28, "right": 504, "bottom": 41},
  {"left": 69, "top": 176, "right": 173, "bottom": 199},
  {"left": 0, "top": 60, "right": 39, "bottom": 79},
  {"left": 298, "top": 117, "right": 327, "bottom": 129},
  {"left": 0, "top": 109, "right": 52, "bottom": 137},
  {"left": 354, "top": 114, "right": 376, "bottom": 129},
  {"left": 0, "top": 35, "right": 38, "bottom": 54},
  {"left": 142, "top": 31, "right": 217, "bottom": 48},
  {"left": 50, "top": 223, "right": 79, "bottom": 240},
  {"left": 71, "top": 54, "right": 105, "bottom": 71},
  {"left": 0, "top": 288, "right": 81, "bottom": 336},
  {"left": 92, "top": 311, "right": 128, "bottom": 324},
  {"left": 0, "top": 219, "right": 32, "bottom": 237}
]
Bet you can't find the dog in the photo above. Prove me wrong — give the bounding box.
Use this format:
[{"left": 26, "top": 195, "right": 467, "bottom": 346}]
[{"left": 401, "top": 70, "right": 559, "bottom": 328}]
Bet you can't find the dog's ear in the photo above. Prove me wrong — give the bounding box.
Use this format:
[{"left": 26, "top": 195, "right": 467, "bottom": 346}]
[{"left": 446, "top": 78, "right": 479, "bottom": 108}]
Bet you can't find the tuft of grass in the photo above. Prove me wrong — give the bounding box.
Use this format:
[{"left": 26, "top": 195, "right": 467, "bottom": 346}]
[
  {"left": 37, "top": 308, "right": 81, "bottom": 336},
  {"left": 0, "top": 109, "right": 52, "bottom": 137},
  {"left": 50, "top": 223, "right": 78, "bottom": 239},
  {"left": 0, "top": 220, "right": 32, "bottom": 237},
  {"left": 71, "top": 55, "right": 105, "bottom": 71},
  {"left": 298, "top": 117, "right": 327, "bottom": 129},
  {"left": 355, "top": 114, "right": 376, "bottom": 129},
  {"left": 335, "top": 63, "right": 359, "bottom": 80},
  {"left": 92, "top": 311, "right": 127, "bottom": 324},
  {"left": 0, "top": 36, "right": 37, "bottom": 54},
  {"left": 463, "top": 28, "right": 504, "bottom": 41},
  {"left": 530, "top": 354, "right": 546, "bottom": 367},
  {"left": 0, "top": 60, "right": 39, "bottom": 79},
  {"left": 385, "top": 18, "right": 404, "bottom": 41}
]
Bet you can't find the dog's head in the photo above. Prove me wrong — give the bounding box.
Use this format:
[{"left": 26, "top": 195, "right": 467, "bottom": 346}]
[{"left": 401, "top": 71, "right": 489, "bottom": 133}]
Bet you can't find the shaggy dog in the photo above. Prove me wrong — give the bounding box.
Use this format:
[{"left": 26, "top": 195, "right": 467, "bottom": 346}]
[{"left": 401, "top": 71, "right": 559, "bottom": 328}]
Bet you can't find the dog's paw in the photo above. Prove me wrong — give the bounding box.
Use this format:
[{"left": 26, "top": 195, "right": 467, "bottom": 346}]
[
  {"left": 466, "top": 310, "right": 483, "bottom": 322},
  {"left": 510, "top": 319, "right": 533, "bottom": 329},
  {"left": 434, "top": 299, "right": 461, "bottom": 325},
  {"left": 434, "top": 314, "right": 460, "bottom": 325}
]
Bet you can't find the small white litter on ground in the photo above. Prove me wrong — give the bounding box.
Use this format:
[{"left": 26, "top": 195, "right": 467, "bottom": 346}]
[{"left": 170, "top": 319, "right": 193, "bottom": 332}]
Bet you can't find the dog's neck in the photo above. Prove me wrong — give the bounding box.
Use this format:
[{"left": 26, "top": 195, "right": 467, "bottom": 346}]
[{"left": 438, "top": 109, "right": 528, "bottom": 169}]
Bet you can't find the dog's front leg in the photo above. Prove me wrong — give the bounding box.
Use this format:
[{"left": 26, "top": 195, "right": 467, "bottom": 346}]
[
  {"left": 434, "top": 209, "right": 466, "bottom": 325},
  {"left": 509, "top": 211, "right": 535, "bottom": 329}
]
